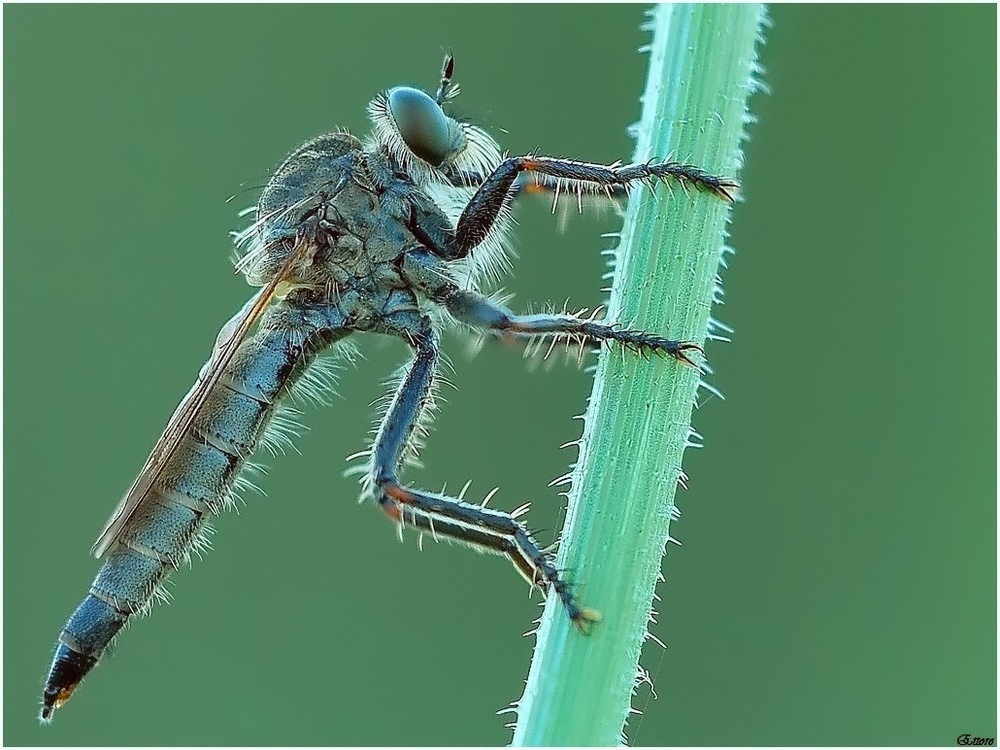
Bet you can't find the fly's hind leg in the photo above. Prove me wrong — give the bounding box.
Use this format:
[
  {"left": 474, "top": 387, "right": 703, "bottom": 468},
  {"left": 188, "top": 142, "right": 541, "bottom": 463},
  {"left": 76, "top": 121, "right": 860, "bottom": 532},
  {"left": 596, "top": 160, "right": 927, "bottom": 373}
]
[
  {"left": 444, "top": 289, "right": 704, "bottom": 369},
  {"left": 368, "top": 317, "right": 600, "bottom": 631}
]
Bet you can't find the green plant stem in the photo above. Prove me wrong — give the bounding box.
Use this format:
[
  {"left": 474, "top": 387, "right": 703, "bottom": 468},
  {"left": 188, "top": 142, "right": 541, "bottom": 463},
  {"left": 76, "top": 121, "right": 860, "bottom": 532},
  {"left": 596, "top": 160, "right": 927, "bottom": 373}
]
[{"left": 511, "top": 4, "right": 766, "bottom": 746}]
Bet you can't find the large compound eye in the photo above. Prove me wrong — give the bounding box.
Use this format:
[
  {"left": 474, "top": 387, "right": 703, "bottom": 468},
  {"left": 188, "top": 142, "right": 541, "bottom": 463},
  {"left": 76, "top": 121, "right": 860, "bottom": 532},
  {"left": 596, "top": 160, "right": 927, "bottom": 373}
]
[{"left": 388, "top": 87, "right": 453, "bottom": 166}]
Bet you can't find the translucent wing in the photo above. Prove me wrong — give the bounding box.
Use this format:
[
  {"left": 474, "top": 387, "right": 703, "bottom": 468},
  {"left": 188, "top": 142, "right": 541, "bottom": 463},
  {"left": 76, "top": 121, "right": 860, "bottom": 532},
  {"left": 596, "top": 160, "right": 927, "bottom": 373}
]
[{"left": 92, "top": 240, "right": 310, "bottom": 557}]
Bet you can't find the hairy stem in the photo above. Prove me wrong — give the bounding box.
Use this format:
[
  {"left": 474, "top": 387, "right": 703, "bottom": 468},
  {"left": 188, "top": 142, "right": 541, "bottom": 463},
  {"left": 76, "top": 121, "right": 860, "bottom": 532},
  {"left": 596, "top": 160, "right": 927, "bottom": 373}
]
[{"left": 511, "top": 4, "right": 767, "bottom": 745}]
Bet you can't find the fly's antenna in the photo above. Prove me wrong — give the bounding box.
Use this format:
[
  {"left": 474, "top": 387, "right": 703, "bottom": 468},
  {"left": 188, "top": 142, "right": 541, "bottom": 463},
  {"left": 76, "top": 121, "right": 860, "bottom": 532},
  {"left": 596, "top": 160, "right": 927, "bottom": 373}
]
[{"left": 435, "top": 52, "right": 459, "bottom": 105}]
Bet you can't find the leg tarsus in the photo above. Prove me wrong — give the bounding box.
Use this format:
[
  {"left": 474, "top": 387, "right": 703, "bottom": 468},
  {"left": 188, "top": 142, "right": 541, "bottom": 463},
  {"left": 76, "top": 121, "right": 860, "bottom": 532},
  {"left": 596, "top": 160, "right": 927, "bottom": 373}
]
[
  {"left": 374, "top": 481, "right": 596, "bottom": 628},
  {"left": 572, "top": 606, "right": 603, "bottom": 634}
]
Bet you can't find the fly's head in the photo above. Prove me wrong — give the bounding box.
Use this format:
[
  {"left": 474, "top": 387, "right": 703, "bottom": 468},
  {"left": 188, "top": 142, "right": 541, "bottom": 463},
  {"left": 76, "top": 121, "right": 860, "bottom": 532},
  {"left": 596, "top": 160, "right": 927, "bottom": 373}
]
[{"left": 368, "top": 54, "right": 502, "bottom": 188}]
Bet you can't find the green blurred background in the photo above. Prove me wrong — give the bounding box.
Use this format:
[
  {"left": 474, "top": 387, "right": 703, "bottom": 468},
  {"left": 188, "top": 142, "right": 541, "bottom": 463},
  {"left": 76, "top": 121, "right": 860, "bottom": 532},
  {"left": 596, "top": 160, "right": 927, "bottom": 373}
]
[{"left": 4, "top": 4, "right": 995, "bottom": 746}]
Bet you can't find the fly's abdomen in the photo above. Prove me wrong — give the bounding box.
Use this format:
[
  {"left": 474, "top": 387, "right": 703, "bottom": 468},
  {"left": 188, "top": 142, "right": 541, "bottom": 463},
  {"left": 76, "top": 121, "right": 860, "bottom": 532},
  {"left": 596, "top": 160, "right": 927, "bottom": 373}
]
[{"left": 42, "top": 299, "right": 344, "bottom": 721}]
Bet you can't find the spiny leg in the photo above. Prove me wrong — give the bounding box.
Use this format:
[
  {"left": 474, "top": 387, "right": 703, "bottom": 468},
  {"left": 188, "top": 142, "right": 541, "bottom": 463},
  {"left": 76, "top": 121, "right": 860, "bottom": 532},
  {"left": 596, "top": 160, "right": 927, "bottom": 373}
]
[
  {"left": 446, "top": 170, "right": 629, "bottom": 202},
  {"left": 451, "top": 154, "right": 738, "bottom": 256},
  {"left": 369, "top": 321, "right": 599, "bottom": 631},
  {"left": 408, "top": 173, "right": 624, "bottom": 263},
  {"left": 444, "top": 289, "right": 704, "bottom": 369}
]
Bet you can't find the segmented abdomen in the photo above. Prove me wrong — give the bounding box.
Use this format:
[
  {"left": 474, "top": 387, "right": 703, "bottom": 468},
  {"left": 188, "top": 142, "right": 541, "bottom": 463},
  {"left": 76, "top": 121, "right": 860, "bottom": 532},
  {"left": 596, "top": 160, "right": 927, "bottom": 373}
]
[{"left": 41, "top": 297, "right": 344, "bottom": 720}]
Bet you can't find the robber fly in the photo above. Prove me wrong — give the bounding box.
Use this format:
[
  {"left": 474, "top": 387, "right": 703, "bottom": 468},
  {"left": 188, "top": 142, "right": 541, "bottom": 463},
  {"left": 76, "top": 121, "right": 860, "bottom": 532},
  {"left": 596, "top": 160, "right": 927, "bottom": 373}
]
[{"left": 40, "top": 55, "right": 735, "bottom": 721}]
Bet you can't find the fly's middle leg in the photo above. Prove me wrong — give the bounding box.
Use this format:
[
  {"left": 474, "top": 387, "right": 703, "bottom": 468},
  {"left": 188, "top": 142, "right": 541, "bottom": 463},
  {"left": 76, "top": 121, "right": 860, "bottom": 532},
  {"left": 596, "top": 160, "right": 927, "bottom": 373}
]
[
  {"left": 444, "top": 289, "right": 704, "bottom": 369},
  {"left": 368, "top": 321, "right": 600, "bottom": 631}
]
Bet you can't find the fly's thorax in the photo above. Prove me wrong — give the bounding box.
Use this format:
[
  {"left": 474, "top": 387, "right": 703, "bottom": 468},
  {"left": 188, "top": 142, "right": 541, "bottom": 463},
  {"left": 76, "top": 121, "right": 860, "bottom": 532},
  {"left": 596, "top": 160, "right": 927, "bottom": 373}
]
[
  {"left": 240, "top": 132, "right": 426, "bottom": 293},
  {"left": 257, "top": 132, "right": 363, "bottom": 244},
  {"left": 238, "top": 132, "right": 362, "bottom": 286},
  {"left": 272, "top": 196, "right": 415, "bottom": 292}
]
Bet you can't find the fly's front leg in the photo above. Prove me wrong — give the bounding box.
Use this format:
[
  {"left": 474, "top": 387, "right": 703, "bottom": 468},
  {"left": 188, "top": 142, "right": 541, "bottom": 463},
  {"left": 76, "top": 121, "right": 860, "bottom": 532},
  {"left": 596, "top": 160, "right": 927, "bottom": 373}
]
[
  {"left": 451, "top": 155, "right": 738, "bottom": 256},
  {"left": 445, "top": 289, "right": 704, "bottom": 369},
  {"left": 446, "top": 170, "right": 628, "bottom": 201},
  {"left": 368, "top": 319, "right": 600, "bottom": 631}
]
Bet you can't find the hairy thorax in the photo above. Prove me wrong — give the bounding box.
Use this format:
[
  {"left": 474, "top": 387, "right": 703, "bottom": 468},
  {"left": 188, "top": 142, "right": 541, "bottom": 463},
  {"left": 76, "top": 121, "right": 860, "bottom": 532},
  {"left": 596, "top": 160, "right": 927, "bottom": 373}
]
[{"left": 245, "top": 132, "right": 447, "bottom": 325}]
